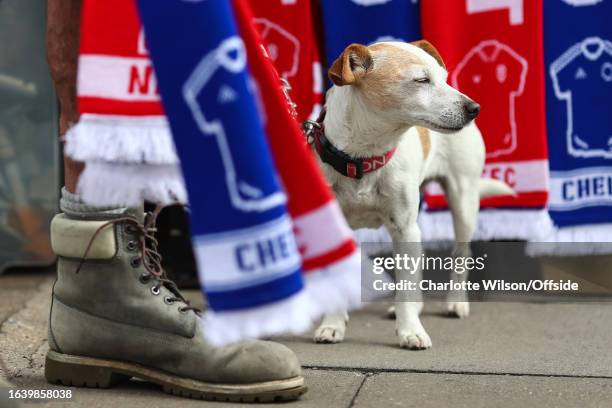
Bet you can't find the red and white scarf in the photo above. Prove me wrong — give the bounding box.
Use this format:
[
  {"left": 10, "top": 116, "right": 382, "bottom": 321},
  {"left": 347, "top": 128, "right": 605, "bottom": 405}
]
[
  {"left": 66, "top": 0, "right": 184, "bottom": 206},
  {"left": 248, "top": 0, "right": 324, "bottom": 122},
  {"left": 418, "top": 0, "right": 552, "bottom": 241}
]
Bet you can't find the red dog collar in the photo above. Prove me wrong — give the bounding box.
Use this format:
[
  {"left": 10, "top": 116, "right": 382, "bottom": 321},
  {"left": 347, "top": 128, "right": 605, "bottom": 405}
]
[{"left": 309, "top": 109, "right": 397, "bottom": 179}]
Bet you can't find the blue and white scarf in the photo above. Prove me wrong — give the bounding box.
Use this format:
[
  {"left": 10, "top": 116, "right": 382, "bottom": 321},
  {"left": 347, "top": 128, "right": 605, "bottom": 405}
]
[
  {"left": 542, "top": 0, "right": 612, "bottom": 249},
  {"left": 137, "top": 0, "right": 306, "bottom": 344},
  {"left": 320, "top": 0, "right": 421, "bottom": 68}
]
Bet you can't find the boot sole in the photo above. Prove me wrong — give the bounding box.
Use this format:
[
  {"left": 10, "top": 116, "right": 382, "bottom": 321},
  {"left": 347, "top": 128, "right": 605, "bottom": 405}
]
[{"left": 45, "top": 350, "right": 306, "bottom": 403}]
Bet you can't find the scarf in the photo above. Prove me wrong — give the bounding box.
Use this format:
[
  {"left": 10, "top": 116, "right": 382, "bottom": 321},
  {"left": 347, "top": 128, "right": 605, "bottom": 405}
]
[
  {"left": 320, "top": 0, "right": 421, "bottom": 70},
  {"left": 134, "top": 0, "right": 360, "bottom": 345},
  {"left": 66, "top": 0, "right": 185, "bottom": 207},
  {"left": 248, "top": 0, "right": 323, "bottom": 122},
  {"left": 418, "top": 0, "right": 552, "bottom": 242},
  {"left": 534, "top": 0, "right": 612, "bottom": 254}
]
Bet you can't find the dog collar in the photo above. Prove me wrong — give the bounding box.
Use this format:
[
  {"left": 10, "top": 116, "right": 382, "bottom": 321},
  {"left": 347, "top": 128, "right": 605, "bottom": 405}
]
[{"left": 307, "top": 109, "right": 397, "bottom": 179}]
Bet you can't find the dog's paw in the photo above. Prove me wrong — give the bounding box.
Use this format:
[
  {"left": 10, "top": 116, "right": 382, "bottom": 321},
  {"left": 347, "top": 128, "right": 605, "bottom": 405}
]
[
  {"left": 447, "top": 301, "right": 470, "bottom": 318},
  {"left": 397, "top": 330, "right": 432, "bottom": 350},
  {"left": 313, "top": 325, "right": 346, "bottom": 344}
]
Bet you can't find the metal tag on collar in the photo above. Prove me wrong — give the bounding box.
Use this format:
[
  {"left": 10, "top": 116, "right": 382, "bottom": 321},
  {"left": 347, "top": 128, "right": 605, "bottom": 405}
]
[{"left": 301, "top": 120, "right": 320, "bottom": 145}]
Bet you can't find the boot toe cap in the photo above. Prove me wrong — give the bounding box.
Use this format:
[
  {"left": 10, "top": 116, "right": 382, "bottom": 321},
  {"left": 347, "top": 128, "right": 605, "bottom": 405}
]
[{"left": 223, "top": 340, "right": 302, "bottom": 383}]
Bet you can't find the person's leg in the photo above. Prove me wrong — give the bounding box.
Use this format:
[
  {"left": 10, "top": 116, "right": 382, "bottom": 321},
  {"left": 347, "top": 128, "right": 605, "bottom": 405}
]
[
  {"left": 46, "top": 0, "right": 83, "bottom": 193},
  {"left": 44, "top": 2, "right": 305, "bottom": 400}
]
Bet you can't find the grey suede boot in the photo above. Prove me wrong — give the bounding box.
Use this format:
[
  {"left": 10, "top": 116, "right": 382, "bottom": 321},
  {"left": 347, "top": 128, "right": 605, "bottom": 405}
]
[{"left": 45, "top": 193, "right": 305, "bottom": 402}]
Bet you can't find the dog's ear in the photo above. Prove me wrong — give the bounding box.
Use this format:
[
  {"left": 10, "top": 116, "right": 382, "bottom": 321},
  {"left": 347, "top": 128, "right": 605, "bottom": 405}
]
[
  {"left": 328, "top": 43, "right": 373, "bottom": 86},
  {"left": 411, "top": 40, "right": 446, "bottom": 70}
]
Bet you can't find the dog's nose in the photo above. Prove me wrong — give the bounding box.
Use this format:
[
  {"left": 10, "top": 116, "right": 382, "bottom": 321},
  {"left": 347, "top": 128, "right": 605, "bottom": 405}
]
[{"left": 464, "top": 101, "right": 480, "bottom": 120}]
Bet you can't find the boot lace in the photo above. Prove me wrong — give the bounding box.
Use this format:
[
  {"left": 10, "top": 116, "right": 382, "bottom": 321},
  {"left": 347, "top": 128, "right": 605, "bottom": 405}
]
[{"left": 75, "top": 206, "right": 200, "bottom": 315}]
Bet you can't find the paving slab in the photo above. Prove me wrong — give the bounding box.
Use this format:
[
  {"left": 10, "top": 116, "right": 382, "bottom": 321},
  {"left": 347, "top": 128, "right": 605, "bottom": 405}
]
[
  {"left": 0, "top": 270, "right": 53, "bottom": 382},
  {"left": 0, "top": 270, "right": 50, "bottom": 290},
  {"left": 0, "top": 276, "right": 364, "bottom": 407},
  {"left": 3, "top": 273, "right": 612, "bottom": 407},
  {"left": 0, "top": 269, "right": 51, "bottom": 326},
  {"left": 4, "top": 368, "right": 363, "bottom": 407},
  {"left": 352, "top": 372, "right": 612, "bottom": 408},
  {"left": 277, "top": 301, "right": 612, "bottom": 378}
]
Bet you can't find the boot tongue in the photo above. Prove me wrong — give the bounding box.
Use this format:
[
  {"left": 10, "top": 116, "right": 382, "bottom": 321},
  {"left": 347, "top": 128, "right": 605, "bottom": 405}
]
[{"left": 137, "top": 207, "right": 187, "bottom": 302}]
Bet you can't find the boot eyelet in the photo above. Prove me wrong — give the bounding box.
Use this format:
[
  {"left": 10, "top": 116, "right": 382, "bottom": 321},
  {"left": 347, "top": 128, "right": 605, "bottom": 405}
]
[
  {"left": 178, "top": 307, "right": 188, "bottom": 314},
  {"left": 164, "top": 296, "right": 175, "bottom": 305},
  {"left": 151, "top": 286, "right": 161, "bottom": 296},
  {"left": 125, "top": 225, "right": 137, "bottom": 234},
  {"left": 126, "top": 241, "right": 137, "bottom": 251},
  {"left": 139, "top": 273, "right": 151, "bottom": 284},
  {"left": 130, "top": 258, "right": 141, "bottom": 268}
]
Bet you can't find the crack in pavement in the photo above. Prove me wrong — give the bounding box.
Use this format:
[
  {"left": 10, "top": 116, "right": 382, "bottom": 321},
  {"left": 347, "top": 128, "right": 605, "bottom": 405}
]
[
  {"left": 347, "top": 372, "right": 373, "bottom": 408},
  {"left": 303, "top": 365, "right": 612, "bottom": 380}
]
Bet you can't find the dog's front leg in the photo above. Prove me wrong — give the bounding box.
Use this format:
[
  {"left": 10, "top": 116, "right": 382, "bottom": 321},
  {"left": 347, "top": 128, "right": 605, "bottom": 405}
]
[
  {"left": 313, "top": 311, "right": 349, "bottom": 343},
  {"left": 388, "top": 218, "right": 432, "bottom": 350}
]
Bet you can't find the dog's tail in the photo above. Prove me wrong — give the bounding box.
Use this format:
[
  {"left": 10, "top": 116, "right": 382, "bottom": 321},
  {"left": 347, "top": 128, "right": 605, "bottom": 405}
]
[{"left": 479, "top": 178, "right": 515, "bottom": 199}]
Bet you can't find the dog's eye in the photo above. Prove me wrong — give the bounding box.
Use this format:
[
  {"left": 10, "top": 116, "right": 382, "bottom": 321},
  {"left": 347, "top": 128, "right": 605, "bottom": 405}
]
[{"left": 414, "top": 77, "right": 430, "bottom": 84}]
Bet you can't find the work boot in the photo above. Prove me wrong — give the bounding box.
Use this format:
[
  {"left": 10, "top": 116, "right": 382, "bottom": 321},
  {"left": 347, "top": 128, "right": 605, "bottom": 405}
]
[{"left": 45, "top": 192, "right": 305, "bottom": 402}]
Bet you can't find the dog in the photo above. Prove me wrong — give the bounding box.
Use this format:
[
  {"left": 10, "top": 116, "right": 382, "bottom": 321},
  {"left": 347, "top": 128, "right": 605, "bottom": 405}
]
[{"left": 310, "top": 40, "right": 513, "bottom": 349}]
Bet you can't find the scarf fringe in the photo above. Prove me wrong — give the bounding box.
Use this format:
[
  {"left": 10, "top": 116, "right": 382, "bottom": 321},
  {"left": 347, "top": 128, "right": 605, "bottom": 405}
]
[
  {"left": 418, "top": 209, "right": 554, "bottom": 242},
  {"left": 355, "top": 228, "right": 391, "bottom": 245},
  {"left": 303, "top": 251, "right": 363, "bottom": 316},
  {"left": 201, "top": 252, "right": 363, "bottom": 346},
  {"left": 355, "top": 209, "right": 555, "bottom": 252},
  {"left": 526, "top": 224, "right": 612, "bottom": 256},
  {"left": 201, "top": 291, "right": 313, "bottom": 347},
  {"left": 66, "top": 114, "right": 178, "bottom": 164},
  {"left": 77, "top": 161, "right": 187, "bottom": 207},
  {"left": 356, "top": 209, "right": 555, "bottom": 244}
]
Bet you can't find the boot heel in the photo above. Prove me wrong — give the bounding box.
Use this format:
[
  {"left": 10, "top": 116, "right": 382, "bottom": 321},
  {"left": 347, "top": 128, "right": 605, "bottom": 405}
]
[{"left": 45, "top": 351, "right": 131, "bottom": 388}]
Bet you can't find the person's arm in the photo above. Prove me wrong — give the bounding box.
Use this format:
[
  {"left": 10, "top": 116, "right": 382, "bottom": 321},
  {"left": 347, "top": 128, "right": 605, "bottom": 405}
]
[{"left": 46, "top": 0, "right": 84, "bottom": 192}]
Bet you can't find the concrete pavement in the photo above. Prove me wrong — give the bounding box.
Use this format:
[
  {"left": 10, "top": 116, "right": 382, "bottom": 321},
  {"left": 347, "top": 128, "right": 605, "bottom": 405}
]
[{"left": 1, "top": 269, "right": 611, "bottom": 407}]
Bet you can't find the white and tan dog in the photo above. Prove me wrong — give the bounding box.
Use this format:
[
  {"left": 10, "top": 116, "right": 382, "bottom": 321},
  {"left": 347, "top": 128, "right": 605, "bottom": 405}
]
[{"left": 311, "top": 41, "right": 513, "bottom": 349}]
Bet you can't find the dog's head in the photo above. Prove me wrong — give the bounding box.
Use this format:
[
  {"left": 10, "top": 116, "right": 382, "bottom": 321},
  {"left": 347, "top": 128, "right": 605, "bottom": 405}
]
[{"left": 329, "top": 41, "right": 480, "bottom": 133}]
